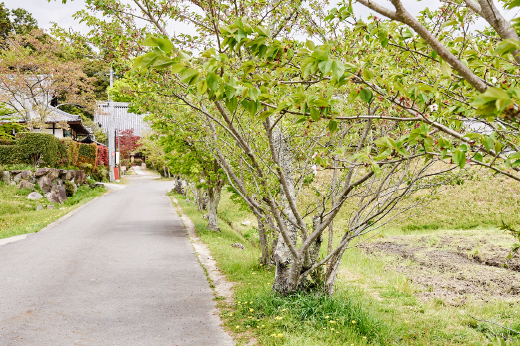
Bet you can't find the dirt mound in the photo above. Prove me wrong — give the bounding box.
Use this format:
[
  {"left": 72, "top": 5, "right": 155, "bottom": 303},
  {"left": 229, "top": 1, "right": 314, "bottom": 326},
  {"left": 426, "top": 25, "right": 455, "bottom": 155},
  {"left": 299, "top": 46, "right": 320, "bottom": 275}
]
[{"left": 361, "top": 234, "right": 520, "bottom": 305}]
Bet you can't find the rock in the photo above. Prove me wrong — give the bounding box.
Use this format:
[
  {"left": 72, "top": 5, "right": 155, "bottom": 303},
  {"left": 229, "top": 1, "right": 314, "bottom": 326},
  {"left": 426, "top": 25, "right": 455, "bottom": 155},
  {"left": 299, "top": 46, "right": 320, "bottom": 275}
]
[
  {"left": 75, "top": 170, "right": 86, "bottom": 185},
  {"left": 47, "top": 205, "right": 55, "bottom": 210},
  {"left": 21, "top": 170, "right": 33, "bottom": 179},
  {"left": 10, "top": 170, "right": 21, "bottom": 175},
  {"left": 231, "top": 243, "right": 245, "bottom": 250},
  {"left": 38, "top": 175, "right": 53, "bottom": 194},
  {"left": 202, "top": 214, "right": 209, "bottom": 219},
  {"left": 13, "top": 173, "right": 22, "bottom": 183},
  {"left": 64, "top": 170, "right": 74, "bottom": 181},
  {"left": 59, "top": 169, "right": 67, "bottom": 179},
  {"left": 36, "top": 205, "right": 43, "bottom": 211},
  {"left": 45, "top": 190, "right": 61, "bottom": 204},
  {"left": 19, "top": 180, "right": 35, "bottom": 190},
  {"left": 57, "top": 185, "right": 68, "bottom": 202},
  {"left": 47, "top": 168, "right": 60, "bottom": 180},
  {"left": 1, "top": 171, "right": 9, "bottom": 184},
  {"left": 27, "top": 192, "right": 43, "bottom": 200},
  {"left": 186, "top": 197, "right": 191, "bottom": 202},
  {"left": 241, "top": 221, "right": 251, "bottom": 226},
  {"left": 35, "top": 168, "right": 50, "bottom": 177}
]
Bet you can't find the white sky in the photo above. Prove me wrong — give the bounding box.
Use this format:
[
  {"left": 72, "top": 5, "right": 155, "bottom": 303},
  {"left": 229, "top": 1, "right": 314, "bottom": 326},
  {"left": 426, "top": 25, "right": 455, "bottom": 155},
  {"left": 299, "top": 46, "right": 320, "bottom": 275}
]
[{"left": 3, "top": 0, "right": 518, "bottom": 36}]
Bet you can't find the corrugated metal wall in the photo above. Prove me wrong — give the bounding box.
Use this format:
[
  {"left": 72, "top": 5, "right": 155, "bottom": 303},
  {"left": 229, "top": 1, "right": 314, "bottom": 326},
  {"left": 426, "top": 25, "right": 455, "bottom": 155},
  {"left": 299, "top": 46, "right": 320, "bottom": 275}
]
[{"left": 94, "top": 102, "right": 151, "bottom": 136}]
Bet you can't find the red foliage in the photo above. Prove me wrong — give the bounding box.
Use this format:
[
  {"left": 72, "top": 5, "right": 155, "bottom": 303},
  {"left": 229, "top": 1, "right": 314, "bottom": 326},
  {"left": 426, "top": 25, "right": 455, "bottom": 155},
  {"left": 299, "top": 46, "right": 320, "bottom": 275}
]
[
  {"left": 97, "top": 145, "right": 109, "bottom": 167},
  {"left": 116, "top": 129, "right": 141, "bottom": 160}
]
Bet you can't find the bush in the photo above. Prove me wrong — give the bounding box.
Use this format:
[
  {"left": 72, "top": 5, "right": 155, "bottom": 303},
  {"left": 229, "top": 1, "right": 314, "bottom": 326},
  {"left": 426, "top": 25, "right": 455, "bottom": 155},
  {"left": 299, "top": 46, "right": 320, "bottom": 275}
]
[
  {"left": 96, "top": 145, "right": 108, "bottom": 167},
  {"left": 16, "top": 132, "right": 60, "bottom": 167},
  {"left": 77, "top": 143, "right": 98, "bottom": 167},
  {"left": 92, "top": 165, "right": 108, "bottom": 182},
  {"left": 0, "top": 144, "right": 25, "bottom": 164},
  {"left": 64, "top": 180, "right": 76, "bottom": 197},
  {"left": 0, "top": 139, "right": 14, "bottom": 145},
  {"left": 57, "top": 138, "right": 79, "bottom": 166},
  {"left": 133, "top": 158, "right": 143, "bottom": 166}
]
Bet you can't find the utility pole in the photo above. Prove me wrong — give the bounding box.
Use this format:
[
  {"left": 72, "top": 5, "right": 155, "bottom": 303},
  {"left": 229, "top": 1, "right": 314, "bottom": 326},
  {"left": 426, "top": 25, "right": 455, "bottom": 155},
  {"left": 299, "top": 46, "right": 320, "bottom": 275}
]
[{"left": 108, "top": 66, "right": 114, "bottom": 182}]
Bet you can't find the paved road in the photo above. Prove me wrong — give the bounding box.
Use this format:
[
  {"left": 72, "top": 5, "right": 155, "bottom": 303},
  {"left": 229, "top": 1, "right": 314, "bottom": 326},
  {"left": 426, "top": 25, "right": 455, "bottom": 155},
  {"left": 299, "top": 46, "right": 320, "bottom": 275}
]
[{"left": 0, "top": 175, "right": 234, "bottom": 346}]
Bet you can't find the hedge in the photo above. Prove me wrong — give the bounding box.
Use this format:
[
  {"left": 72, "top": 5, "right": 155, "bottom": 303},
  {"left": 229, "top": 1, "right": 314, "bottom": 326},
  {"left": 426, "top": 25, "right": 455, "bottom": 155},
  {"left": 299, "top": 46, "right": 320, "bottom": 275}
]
[
  {"left": 16, "top": 133, "right": 60, "bottom": 167},
  {"left": 0, "top": 144, "right": 26, "bottom": 164},
  {"left": 77, "top": 143, "right": 98, "bottom": 167},
  {"left": 57, "top": 138, "right": 79, "bottom": 166},
  {"left": 0, "top": 139, "right": 15, "bottom": 145},
  {"left": 96, "top": 145, "right": 108, "bottom": 167}
]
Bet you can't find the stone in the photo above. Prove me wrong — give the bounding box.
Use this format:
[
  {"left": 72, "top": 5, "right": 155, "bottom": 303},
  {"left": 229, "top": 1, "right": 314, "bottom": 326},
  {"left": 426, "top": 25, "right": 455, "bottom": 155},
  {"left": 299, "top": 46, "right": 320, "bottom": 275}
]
[
  {"left": 36, "top": 205, "right": 43, "bottom": 211},
  {"left": 57, "top": 185, "right": 68, "bottom": 203},
  {"left": 1, "top": 171, "right": 9, "bottom": 184},
  {"left": 47, "top": 168, "right": 60, "bottom": 180},
  {"left": 75, "top": 170, "right": 86, "bottom": 185},
  {"left": 13, "top": 173, "right": 22, "bottom": 183},
  {"left": 231, "top": 243, "right": 245, "bottom": 250},
  {"left": 64, "top": 181, "right": 77, "bottom": 197},
  {"left": 241, "top": 220, "right": 251, "bottom": 226},
  {"left": 64, "top": 170, "right": 74, "bottom": 180},
  {"left": 27, "top": 192, "right": 43, "bottom": 200},
  {"left": 35, "top": 168, "right": 50, "bottom": 177},
  {"left": 21, "top": 170, "right": 33, "bottom": 179},
  {"left": 38, "top": 175, "right": 53, "bottom": 194},
  {"left": 19, "top": 181, "right": 35, "bottom": 190},
  {"left": 47, "top": 205, "right": 55, "bottom": 210},
  {"left": 45, "top": 190, "right": 61, "bottom": 204},
  {"left": 59, "top": 169, "right": 67, "bottom": 179},
  {"left": 202, "top": 214, "right": 209, "bottom": 219}
]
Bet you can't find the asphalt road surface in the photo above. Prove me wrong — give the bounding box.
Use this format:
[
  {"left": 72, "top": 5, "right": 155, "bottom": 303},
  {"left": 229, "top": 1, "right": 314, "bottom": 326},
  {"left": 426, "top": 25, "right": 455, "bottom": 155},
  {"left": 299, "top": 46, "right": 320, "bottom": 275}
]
[{"left": 0, "top": 175, "right": 234, "bottom": 346}]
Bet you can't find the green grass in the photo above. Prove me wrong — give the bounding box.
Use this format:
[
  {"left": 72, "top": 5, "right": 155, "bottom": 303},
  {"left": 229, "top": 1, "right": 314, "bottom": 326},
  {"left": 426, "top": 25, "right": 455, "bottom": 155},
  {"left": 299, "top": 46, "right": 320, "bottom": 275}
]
[
  {"left": 174, "top": 171, "right": 520, "bottom": 345},
  {"left": 0, "top": 182, "right": 106, "bottom": 239}
]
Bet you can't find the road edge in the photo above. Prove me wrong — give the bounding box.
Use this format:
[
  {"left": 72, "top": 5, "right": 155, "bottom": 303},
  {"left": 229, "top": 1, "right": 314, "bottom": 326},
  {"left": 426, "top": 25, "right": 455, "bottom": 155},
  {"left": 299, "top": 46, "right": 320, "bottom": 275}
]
[{"left": 0, "top": 190, "right": 112, "bottom": 247}]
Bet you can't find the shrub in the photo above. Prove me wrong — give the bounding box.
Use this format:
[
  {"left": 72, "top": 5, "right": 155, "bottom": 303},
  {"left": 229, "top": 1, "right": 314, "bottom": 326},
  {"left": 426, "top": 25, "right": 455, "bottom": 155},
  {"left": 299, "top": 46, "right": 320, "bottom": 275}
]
[
  {"left": 92, "top": 165, "right": 108, "bottom": 182},
  {"left": 2, "top": 133, "right": 61, "bottom": 167},
  {"left": 77, "top": 143, "right": 98, "bottom": 167},
  {"left": 133, "top": 158, "right": 143, "bottom": 166},
  {"left": 78, "top": 162, "right": 93, "bottom": 174},
  {"left": 64, "top": 181, "right": 76, "bottom": 197},
  {"left": 96, "top": 145, "right": 108, "bottom": 167},
  {"left": 57, "top": 138, "right": 79, "bottom": 166},
  {"left": 0, "top": 139, "right": 14, "bottom": 145},
  {"left": 0, "top": 144, "right": 25, "bottom": 164}
]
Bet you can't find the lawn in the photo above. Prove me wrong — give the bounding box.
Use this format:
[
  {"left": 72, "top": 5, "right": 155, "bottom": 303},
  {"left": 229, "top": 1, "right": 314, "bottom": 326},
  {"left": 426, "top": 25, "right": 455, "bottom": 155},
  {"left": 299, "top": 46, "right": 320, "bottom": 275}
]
[
  {"left": 0, "top": 182, "right": 106, "bottom": 239},
  {"left": 174, "top": 169, "right": 520, "bottom": 345}
]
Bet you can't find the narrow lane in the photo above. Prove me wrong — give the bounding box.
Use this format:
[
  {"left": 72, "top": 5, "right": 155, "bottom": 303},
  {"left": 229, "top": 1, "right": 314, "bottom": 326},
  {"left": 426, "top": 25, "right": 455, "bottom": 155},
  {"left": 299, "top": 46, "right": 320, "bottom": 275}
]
[{"left": 0, "top": 175, "right": 233, "bottom": 346}]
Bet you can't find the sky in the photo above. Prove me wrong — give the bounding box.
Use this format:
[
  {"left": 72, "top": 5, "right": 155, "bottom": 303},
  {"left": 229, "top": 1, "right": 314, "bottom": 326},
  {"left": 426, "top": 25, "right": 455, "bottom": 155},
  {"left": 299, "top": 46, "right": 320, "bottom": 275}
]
[{"left": 2, "top": 0, "right": 518, "bottom": 36}]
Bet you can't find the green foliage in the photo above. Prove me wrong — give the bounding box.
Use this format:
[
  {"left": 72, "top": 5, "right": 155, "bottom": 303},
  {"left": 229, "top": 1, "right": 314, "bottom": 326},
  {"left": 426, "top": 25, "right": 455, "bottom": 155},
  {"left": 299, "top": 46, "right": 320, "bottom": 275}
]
[
  {"left": 64, "top": 180, "right": 76, "bottom": 197},
  {"left": 76, "top": 143, "right": 98, "bottom": 167},
  {"left": 16, "top": 132, "right": 60, "bottom": 167}
]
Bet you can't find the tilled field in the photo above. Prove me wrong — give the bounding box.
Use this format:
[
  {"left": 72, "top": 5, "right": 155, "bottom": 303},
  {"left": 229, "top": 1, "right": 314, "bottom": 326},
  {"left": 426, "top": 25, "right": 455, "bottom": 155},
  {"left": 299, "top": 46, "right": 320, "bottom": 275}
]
[{"left": 361, "top": 232, "right": 520, "bottom": 305}]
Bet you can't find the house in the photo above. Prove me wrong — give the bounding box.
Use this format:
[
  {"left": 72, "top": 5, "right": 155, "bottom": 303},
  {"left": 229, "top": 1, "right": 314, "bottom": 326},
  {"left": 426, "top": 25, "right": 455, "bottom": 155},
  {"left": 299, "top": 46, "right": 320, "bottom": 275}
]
[
  {"left": 94, "top": 102, "right": 150, "bottom": 137},
  {"left": 1, "top": 106, "right": 91, "bottom": 140}
]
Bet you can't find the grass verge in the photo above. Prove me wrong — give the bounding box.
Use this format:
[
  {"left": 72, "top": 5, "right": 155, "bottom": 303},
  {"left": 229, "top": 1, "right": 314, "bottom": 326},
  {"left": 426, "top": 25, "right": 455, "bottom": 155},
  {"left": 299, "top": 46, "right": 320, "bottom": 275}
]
[
  {"left": 176, "top": 188, "right": 520, "bottom": 346},
  {"left": 0, "top": 183, "right": 106, "bottom": 239}
]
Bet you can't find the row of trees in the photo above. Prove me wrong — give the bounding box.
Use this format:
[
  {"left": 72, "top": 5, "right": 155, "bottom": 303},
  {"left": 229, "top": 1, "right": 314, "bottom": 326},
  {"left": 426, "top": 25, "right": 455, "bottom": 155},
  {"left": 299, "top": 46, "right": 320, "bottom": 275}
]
[{"left": 58, "top": 0, "right": 520, "bottom": 295}]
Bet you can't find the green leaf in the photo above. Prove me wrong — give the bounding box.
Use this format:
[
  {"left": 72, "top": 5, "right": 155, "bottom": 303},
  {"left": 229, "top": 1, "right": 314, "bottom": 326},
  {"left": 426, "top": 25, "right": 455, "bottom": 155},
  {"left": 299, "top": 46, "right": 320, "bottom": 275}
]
[
  {"left": 197, "top": 80, "right": 208, "bottom": 95},
  {"left": 362, "top": 68, "right": 374, "bottom": 80},
  {"left": 331, "top": 60, "right": 345, "bottom": 80},
  {"left": 225, "top": 97, "right": 238, "bottom": 113},
  {"left": 206, "top": 71, "right": 221, "bottom": 91},
  {"left": 171, "top": 64, "right": 184, "bottom": 73},
  {"left": 258, "top": 109, "right": 274, "bottom": 121},
  {"left": 492, "top": 38, "right": 520, "bottom": 56},
  {"left": 453, "top": 149, "right": 466, "bottom": 168},
  {"left": 179, "top": 68, "right": 200, "bottom": 85},
  {"left": 474, "top": 152, "right": 483, "bottom": 162},
  {"left": 441, "top": 19, "right": 458, "bottom": 28},
  {"left": 318, "top": 59, "right": 333, "bottom": 75},
  {"left": 142, "top": 37, "right": 174, "bottom": 53},
  {"left": 440, "top": 59, "right": 452, "bottom": 77},
  {"left": 328, "top": 119, "right": 338, "bottom": 133},
  {"left": 306, "top": 39, "right": 315, "bottom": 51},
  {"left": 359, "top": 88, "right": 373, "bottom": 105},
  {"left": 505, "top": 0, "right": 520, "bottom": 9},
  {"left": 310, "top": 106, "right": 320, "bottom": 121},
  {"left": 371, "top": 162, "right": 381, "bottom": 177}
]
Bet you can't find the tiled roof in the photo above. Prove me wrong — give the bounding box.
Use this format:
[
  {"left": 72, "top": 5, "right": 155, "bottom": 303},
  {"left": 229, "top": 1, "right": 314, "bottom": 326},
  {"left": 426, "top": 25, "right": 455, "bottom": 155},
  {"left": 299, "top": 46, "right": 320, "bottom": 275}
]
[{"left": 94, "top": 102, "right": 150, "bottom": 137}]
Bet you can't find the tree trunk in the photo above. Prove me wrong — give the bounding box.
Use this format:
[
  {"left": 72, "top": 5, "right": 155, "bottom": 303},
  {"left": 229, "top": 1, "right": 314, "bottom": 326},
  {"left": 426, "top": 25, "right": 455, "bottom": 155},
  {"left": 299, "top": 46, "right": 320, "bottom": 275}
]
[
  {"left": 207, "top": 183, "right": 222, "bottom": 232},
  {"left": 271, "top": 129, "right": 300, "bottom": 294},
  {"left": 257, "top": 213, "right": 276, "bottom": 267}
]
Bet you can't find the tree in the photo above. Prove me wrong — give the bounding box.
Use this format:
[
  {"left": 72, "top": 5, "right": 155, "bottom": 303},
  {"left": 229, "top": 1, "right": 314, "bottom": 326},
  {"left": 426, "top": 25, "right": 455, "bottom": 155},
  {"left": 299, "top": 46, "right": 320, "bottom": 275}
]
[
  {"left": 0, "top": 3, "right": 38, "bottom": 39},
  {"left": 117, "top": 129, "right": 141, "bottom": 161},
  {"left": 0, "top": 29, "right": 96, "bottom": 128},
  {"left": 61, "top": 0, "right": 520, "bottom": 296}
]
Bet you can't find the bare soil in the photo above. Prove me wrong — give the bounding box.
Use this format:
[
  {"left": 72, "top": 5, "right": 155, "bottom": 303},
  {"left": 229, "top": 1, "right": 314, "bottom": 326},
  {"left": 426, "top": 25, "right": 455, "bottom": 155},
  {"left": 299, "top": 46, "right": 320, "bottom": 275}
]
[{"left": 360, "top": 232, "right": 520, "bottom": 305}]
